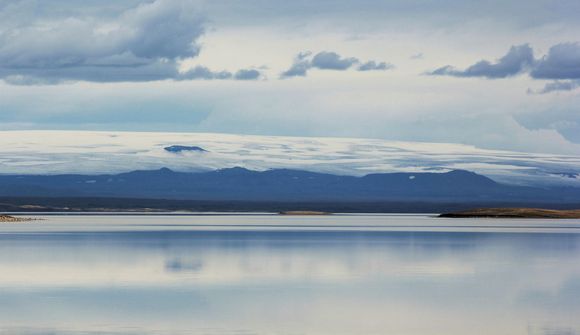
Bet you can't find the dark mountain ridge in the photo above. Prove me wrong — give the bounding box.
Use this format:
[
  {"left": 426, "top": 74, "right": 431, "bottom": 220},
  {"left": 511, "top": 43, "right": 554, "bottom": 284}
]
[{"left": 0, "top": 167, "right": 579, "bottom": 202}]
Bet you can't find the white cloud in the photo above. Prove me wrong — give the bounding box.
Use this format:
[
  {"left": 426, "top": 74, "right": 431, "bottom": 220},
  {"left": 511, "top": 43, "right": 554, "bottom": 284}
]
[
  {"left": 0, "top": 0, "right": 261, "bottom": 83},
  {"left": 1, "top": 0, "right": 580, "bottom": 158}
]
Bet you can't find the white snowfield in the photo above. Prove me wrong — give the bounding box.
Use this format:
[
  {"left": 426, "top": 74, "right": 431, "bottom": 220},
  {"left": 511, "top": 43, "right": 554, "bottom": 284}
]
[{"left": 0, "top": 130, "right": 579, "bottom": 187}]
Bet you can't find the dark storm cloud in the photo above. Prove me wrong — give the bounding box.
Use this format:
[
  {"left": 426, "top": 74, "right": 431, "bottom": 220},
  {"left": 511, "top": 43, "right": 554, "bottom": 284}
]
[
  {"left": 429, "top": 42, "right": 580, "bottom": 93},
  {"left": 281, "top": 51, "right": 392, "bottom": 78},
  {"left": 428, "top": 44, "right": 535, "bottom": 79},
  {"left": 531, "top": 43, "right": 580, "bottom": 80},
  {"left": 0, "top": 0, "right": 261, "bottom": 84}
]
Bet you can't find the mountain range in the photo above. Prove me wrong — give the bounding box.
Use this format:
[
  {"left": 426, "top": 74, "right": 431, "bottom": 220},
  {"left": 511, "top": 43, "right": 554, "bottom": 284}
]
[
  {"left": 0, "top": 131, "right": 579, "bottom": 189},
  {"left": 1, "top": 167, "right": 579, "bottom": 203},
  {"left": 0, "top": 131, "right": 579, "bottom": 208}
]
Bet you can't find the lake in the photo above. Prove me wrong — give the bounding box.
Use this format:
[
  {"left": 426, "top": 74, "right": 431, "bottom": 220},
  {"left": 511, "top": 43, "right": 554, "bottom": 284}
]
[{"left": 1, "top": 214, "right": 579, "bottom": 335}]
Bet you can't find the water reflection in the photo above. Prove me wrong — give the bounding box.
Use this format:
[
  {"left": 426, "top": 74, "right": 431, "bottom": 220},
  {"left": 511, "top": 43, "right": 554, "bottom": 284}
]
[{"left": 0, "top": 216, "right": 579, "bottom": 335}]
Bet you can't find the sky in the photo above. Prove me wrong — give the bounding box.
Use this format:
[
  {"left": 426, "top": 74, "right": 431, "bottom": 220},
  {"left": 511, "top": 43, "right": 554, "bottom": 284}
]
[{"left": 1, "top": 0, "right": 580, "bottom": 154}]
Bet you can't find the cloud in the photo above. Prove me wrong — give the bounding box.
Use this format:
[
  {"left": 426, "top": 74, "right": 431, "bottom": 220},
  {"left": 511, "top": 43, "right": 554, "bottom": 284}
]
[
  {"left": 311, "top": 51, "right": 359, "bottom": 70},
  {"left": 428, "top": 44, "right": 535, "bottom": 78},
  {"left": 410, "top": 53, "right": 424, "bottom": 60},
  {"left": 280, "top": 52, "right": 312, "bottom": 78},
  {"left": 200, "top": 0, "right": 580, "bottom": 34},
  {"left": 234, "top": 69, "right": 262, "bottom": 80},
  {"left": 531, "top": 42, "right": 580, "bottom": 80},
  {"left": 357, "top": 61, "right": 394, "bottom": 71},
  {"left": 428, "top": 42, "right": 580, "bottom": 93},
  {"left": 0, "top": 0, "right": 260, "bottom": 84},
  {"left": 540, "top": 327, "right": 578, "bottom": 335},
  {"left": 280, "top": 62, "right": 310, "bottom": 78},
  {"left": 1, "top": 64, "right": 263, "bottom": 85},
  {"left": 529, "top": 80, "right": 580, "bottom": 94},
  {"left": 281, "top": 51, "right": 393, "bottom": 78},
  {"left": 179, "top": 66, "right": 234, "bottom": 80},
  {"left": 516, "top": 108, "right": 580, "bottom": 143}
]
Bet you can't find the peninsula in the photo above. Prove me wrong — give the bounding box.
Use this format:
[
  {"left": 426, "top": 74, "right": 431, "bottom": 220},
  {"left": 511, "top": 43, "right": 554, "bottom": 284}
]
[
  {"left": 0, "top": 215, "right": 34, "bottom": 222},
  {"left": 440, "top": 208, "right": 580, "bottom": 219}
]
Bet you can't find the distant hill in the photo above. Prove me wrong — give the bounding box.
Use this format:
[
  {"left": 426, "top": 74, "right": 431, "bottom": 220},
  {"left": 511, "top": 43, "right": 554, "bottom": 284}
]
[
  {"left": 1, "top": 167, "right": 579, "bottom": 202},
  {"left": 164, "top": 145, "right": 208, "bottom": 153}
]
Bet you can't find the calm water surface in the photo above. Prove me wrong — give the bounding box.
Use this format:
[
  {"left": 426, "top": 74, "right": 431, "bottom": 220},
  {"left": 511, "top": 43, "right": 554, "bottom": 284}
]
[{"left": 0, "top": 214, "right": 579, "bottom": 335}]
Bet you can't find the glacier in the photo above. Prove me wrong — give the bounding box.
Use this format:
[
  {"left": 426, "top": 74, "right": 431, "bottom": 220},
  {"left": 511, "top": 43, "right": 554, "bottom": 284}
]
[{"left": 0, "top": 130, "right": 579, "bottom": 187}]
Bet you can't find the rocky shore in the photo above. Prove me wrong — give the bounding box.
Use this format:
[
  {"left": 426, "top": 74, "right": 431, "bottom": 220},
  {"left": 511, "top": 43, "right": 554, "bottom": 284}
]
[{"left": 0, "top": 215, "right": 34, "bottom": 222}]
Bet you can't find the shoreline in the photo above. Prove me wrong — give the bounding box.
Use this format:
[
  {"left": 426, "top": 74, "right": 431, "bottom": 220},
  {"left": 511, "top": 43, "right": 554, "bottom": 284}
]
[
  {"left": 440, "top": 208, "right": 580, "bottom": 219},
  {"left": 0, "top": 215, "right": 35, "bottom": 223},
  {"left": 3, "top": 208, "right": 580, "bottom": 219}
]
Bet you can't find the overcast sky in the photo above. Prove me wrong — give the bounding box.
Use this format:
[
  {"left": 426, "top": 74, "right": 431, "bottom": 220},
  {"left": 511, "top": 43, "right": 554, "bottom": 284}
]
[{"left": 1, "top": 0, "right": 580, "bottom": 154}]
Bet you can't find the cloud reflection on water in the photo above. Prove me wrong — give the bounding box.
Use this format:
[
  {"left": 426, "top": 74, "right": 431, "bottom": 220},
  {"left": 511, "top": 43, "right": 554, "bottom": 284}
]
[{"left": 0, "top": 217, "right": 579, "bottom": 335}]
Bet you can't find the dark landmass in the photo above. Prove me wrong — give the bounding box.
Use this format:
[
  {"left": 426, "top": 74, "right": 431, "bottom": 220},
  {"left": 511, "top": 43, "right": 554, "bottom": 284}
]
[
  {"left": 440, "top": 208, "right": 580, "bottom": 219},
  {"left": 1, "top": 196, "right": 580, "bottom": 214},
  {"left": 164, "top": 145, "right": 207, "bottom": 153},
  {"left": 0, "top": 167, "right": 579, "bottom": 214},
  {"left": 1, "top": 167, "right": 580, "bottom": 203}
]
